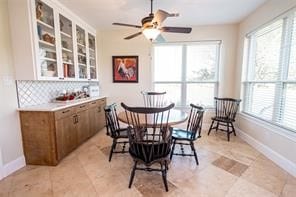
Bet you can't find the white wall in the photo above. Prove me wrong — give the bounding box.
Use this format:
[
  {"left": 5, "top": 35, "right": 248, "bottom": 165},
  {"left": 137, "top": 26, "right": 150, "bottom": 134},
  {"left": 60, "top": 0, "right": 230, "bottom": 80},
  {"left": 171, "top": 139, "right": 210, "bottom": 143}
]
[
  {"left": 0, "top": 0, "right": 24, "bottom": 177},
  {"left": 98, "top": 24, "right": 238, "bottom": 109},
  {"left": 235, "top": 0, "right": 296, "bottom": 175}
]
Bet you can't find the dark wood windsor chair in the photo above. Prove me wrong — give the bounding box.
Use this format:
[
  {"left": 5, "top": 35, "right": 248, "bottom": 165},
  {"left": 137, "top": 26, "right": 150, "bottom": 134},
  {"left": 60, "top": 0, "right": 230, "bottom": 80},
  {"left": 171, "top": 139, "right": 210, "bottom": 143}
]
[
  {"left": 104, "top": 103, "right": 129, "bottom": 162},
  {"left": 141, "top": 91, "right": 166, "bottom": 107},
  {"left": 208, "top": 97, "right": 241, "bottom": 141},
  {"left": 170, "top": 104, "right": 204, "bottom": 165},
  {"left": 121, "top": 102, "right": 175, "bottom": 192}
]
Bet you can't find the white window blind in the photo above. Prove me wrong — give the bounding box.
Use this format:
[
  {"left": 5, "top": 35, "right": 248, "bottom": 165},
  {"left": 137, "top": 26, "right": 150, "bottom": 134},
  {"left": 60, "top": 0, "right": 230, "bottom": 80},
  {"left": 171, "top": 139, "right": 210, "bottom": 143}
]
[
  {"left": 153, "top": 42, "right": 221, "bottom": 108},
  {"left": 243, "top": 11, "right": 296, "bottom": 132}
]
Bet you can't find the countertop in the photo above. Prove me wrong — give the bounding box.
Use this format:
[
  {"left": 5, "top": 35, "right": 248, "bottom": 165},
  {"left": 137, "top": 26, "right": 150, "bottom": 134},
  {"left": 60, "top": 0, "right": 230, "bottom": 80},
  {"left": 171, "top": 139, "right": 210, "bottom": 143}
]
[{"left": 18, "top": 96, "right": 106, "bottom": 112}]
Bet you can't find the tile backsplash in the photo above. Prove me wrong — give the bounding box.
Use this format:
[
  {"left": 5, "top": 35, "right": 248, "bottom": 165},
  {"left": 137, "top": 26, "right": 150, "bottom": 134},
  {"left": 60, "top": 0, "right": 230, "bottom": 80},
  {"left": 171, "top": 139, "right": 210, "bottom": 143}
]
[{"left": 16, "top": 80, "right": 99, "bottom": 107}]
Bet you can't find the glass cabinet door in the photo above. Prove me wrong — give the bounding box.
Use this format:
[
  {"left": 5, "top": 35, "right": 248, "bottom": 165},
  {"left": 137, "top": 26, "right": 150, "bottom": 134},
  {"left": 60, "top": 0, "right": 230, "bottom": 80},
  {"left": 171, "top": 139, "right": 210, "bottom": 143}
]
[
  {"left": 59, "top": 14, "right": 75, "bottom": 79},
  {"left": 35, "top": 0, "right": 58, "bottom": 78},
  {"left": 88, "top": 33, "right": 97, "bottom": 79},
  {"left": 76, "top": 25, "right": 87, "bottom": 79}
]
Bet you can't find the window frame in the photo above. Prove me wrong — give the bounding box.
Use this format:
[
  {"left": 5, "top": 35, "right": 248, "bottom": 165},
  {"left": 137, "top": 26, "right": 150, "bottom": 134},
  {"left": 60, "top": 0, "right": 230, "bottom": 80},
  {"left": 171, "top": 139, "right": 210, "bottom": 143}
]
[
  {"left": 152, "top": 41, "right": 221, "bottom": 109},
  {"left": 242, "top": 9, "right": 296, "bottom": 133}
]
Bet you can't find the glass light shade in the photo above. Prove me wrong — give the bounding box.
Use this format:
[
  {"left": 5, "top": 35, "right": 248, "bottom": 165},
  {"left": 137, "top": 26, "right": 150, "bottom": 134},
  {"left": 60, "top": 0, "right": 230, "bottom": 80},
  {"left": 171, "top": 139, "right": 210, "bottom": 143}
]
[{"left": 142, "top": 28, "right": 160, "bottom": 40}]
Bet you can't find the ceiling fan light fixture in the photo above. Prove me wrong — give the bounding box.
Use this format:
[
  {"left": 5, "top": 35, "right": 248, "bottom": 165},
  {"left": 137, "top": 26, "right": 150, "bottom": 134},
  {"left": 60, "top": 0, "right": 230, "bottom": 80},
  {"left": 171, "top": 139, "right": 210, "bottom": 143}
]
[{"left": 142, "top": 28, "right": 160, "bottom": 41}]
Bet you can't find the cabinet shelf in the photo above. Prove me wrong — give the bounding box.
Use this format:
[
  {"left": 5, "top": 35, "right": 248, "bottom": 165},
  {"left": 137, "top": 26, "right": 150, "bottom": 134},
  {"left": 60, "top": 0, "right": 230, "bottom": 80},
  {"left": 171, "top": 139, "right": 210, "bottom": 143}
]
[
  {"left": 40, "top": 57, "right": 57, "bottom": 62},
  {"left": 39, "top": 40, "right": 55, "bottom": 47},
  {"left": 78, "top": 53, "right": 86, "bottom": 57},
  {"left": 37, "top": 19, "right": 54, "bottom": 30},
  {"left": 77, "top": 42, "right": 86, "bottom": 47},
  {"left": 62, "top": 48, "right": 72, "bottom": 53},
  {"left": 61, "top": 31, "right": 72, "bottom": 38},
  {"left": 79, "top": 63, "right": 87, "bottom": 66},
  {"left": 63, "top": 61, "right": 73, "bottom": 65}
]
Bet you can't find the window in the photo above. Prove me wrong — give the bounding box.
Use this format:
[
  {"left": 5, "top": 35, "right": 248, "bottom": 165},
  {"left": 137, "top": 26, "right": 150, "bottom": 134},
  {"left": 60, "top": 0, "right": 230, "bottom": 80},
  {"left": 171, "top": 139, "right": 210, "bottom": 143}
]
[
  {"left": 243, "top": 11, "right": 296, "bottom": 132},
  {"left": 153, "top": 42, "right": 221, "bottom": 108}
]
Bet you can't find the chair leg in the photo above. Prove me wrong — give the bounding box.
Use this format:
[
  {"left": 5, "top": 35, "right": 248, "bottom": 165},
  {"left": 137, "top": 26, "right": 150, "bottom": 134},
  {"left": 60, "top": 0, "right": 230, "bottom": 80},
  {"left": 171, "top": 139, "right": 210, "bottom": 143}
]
[
  {"left": 208, "top": 120, "right": 215, "bottom": 135},
  {"left": 170, "top": 139, "right": 176, "bottom": 160},
  {"left": 161, "top": 163, "right": 169, "bottom": 192},
  {"left": 128, "top": 161, "right": 137, "bottom": 188},
  {"left": 216, "top": 122, "right": 220, "bottom": 132},
  {"left": 231, "top": 122, "right": 236, "bottom": 136},
  {"left": 109, "top": 139, "right": 117, "bottom": 162},
  {"left": 226, "top": 122, "right": 230, "bottom": 141},
  {"left": 190, "top": 141, "right": 199, "bottom": 165},
  {"left": 165, "top": 160, "right": 169, "bottom": 170}
]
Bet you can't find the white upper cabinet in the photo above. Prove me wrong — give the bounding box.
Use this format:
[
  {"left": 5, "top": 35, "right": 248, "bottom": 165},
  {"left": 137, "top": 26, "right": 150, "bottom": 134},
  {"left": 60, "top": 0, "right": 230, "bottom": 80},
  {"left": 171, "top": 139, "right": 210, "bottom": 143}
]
[{"left": 8, "top": 0, "right": 98, "bottom": 81}]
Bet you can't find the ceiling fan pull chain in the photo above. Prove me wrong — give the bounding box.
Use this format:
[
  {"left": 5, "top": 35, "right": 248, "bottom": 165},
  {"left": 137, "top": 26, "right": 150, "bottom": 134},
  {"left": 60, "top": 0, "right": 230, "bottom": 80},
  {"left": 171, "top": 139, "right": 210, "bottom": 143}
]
[{"left": 150, "top": 0, "right": 153, "bottom": 14}]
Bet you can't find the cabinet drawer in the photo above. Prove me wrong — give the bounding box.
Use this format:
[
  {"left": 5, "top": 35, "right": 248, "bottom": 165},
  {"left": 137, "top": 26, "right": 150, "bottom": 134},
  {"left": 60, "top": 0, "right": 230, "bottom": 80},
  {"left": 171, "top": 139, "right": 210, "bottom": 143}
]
[
  {"left": 89, "top": 100, "right": 99, "bottom": 108},
  {"left": 75, "top": 103, "right": 89, "bottom": 112},
  {"left": 98, "top": 98, "right": 106, "bottom": 106},
  {"left": 55, "top": 107, "right": 75, "bottom": 120}
]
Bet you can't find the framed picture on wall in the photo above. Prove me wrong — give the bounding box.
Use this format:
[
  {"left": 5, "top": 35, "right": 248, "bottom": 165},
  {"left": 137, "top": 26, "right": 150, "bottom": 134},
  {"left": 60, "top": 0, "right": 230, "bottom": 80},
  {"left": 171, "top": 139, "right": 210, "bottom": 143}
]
[{"left": 112, "top": 56, "right": 138, "bottom": 83}]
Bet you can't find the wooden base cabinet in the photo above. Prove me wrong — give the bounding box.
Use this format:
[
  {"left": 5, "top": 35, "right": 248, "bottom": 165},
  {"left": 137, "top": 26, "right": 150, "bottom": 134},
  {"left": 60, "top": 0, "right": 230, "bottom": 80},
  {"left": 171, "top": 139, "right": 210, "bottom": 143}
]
[
  {"left": 89, "top": 99, "right": 106, "bottom": 136},
  {"left": 55, "top": 109, "right": 77, "bottom": 161},
  {"left": 19, "top": 98, "right": 106, "bottom": 166}
]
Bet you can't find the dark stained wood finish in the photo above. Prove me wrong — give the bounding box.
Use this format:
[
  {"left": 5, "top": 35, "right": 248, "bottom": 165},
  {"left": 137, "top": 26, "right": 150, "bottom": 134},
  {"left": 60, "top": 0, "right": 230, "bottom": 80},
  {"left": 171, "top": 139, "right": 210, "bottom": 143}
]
[
  {"left": 170, "top": 104, "right": 205, "bottom": 165},
  {"left": 117, "top": 109, "right": 188, "bottom": 126},
  {"left": 121, "top": 103, "right": 175, "bottom": 192},
  {"left": 208, "top": 97, "right": 241, "bottom": 141},
  {"left": 19, "top": 98, "right": 106, "bottom": 166}
]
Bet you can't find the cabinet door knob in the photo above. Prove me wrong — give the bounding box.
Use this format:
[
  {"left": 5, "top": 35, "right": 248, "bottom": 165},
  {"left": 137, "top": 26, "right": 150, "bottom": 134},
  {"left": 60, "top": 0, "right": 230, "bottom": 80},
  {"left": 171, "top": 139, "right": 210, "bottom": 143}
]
[{"left": 97, "top": 106, "right": 101, "bottom": 113}]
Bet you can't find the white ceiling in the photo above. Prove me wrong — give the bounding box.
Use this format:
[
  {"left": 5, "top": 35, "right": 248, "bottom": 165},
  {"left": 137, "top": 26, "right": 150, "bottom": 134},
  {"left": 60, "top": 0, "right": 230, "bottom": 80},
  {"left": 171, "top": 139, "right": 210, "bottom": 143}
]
[{"left": 57, "top": 0, "right": 267, "bottom": 29}]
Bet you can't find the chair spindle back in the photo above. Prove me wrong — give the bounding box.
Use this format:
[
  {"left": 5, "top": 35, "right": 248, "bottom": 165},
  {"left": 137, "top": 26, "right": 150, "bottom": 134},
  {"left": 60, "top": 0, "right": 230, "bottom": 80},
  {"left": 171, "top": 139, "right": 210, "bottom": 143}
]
[
  {"left": 141, "top": 91, "right": 166, "bottom": 107},
  {"left": 214, "top": 97, "right": 241, "bottom": 121},
  {"left": 104, "top": 103, "right": 121, "bottom": 137},
  {"left": 186, "top": 104, "right": 204, "bottom": 139},
  {"left": 121, "top": 103, "right": 175, "bottom": 164}
]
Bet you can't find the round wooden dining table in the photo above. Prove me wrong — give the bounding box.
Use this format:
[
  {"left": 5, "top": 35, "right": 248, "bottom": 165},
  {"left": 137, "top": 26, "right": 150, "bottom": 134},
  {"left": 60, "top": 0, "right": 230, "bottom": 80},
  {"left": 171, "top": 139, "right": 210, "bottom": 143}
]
[{"left": 117, "top": 109, "right": 188, "bottom": 126}]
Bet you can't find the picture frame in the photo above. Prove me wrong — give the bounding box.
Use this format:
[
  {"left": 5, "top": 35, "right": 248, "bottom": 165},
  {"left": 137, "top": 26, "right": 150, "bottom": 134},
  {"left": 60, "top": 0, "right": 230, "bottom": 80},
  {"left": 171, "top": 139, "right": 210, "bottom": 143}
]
[{"left": 112, "top": 56, "right": 139, "bottom": 83}]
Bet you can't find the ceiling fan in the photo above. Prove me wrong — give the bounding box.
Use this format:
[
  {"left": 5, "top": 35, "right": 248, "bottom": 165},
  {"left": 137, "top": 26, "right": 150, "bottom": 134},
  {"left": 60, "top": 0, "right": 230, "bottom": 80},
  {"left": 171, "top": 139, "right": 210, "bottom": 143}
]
[{"left": 112, "top": 0, "right": 192, "bottom": 41}]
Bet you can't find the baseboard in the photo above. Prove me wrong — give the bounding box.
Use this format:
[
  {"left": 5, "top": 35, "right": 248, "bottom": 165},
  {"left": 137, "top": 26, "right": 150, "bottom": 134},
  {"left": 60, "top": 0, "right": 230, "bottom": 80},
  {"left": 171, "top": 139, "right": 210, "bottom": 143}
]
[
  {"left": 0, "top": 150, "right": 3, "bottom": 180},
  {"left": 0, "top": 155, "right": 26, "bottom": 180},
  {"left": 0, "top": 169, "right": 3, "bottom": 180},
  {"left": 236, "top": 127, "right": 296, "bottom": 177}
]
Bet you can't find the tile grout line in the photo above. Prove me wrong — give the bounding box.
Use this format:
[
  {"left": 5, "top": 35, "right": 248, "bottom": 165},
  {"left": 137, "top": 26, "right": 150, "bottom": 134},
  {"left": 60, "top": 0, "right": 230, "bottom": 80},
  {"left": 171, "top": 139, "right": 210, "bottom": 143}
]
[{"left": 75, "top": 140, "right": 100, "bottom": 196}]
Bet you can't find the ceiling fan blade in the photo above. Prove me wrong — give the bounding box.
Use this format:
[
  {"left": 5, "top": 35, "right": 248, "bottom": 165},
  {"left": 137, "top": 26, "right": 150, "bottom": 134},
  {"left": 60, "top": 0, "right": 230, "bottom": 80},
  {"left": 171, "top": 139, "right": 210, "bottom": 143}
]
[
  {"left": 161, "top": 26, "right": 192, "bottom": 33},
  {"left": 112, "top": 23, "right": 141, "bottom": 28},
  {"left": 152, "top": 9, "right": 179, "bottom": 25},
  {"left": 154, "top": 34, "right": 166, "bottom": 43},
  {"left": 124, "top": 32, "right": 142, "bottom": 40}
]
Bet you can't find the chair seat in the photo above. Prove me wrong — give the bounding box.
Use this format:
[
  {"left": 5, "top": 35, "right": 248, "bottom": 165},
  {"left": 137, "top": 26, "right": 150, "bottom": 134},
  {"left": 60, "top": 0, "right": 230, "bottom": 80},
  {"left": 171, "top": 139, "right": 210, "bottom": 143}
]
[
  {"left": 172, "top": 128, "right": 196, "bottom": 140},
  {"left": 211, "top": 116, "right": 235, "bottom": 123},
  {"left": 129, "top": 143, "right": 170, "bottom": 164}
]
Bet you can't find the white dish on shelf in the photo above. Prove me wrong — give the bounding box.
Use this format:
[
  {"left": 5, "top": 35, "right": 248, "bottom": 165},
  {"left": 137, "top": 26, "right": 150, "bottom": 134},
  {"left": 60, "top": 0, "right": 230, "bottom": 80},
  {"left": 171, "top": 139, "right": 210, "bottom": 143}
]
[{"left": 45, "top": 70, "right": 55, "bottom": 77}]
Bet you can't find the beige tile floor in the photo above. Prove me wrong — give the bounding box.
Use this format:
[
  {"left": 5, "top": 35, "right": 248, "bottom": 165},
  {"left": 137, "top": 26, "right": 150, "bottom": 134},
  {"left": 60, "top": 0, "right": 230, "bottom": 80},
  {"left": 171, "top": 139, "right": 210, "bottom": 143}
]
[{"left": 0, "top": 127, "right": 295, "bottom": 197}]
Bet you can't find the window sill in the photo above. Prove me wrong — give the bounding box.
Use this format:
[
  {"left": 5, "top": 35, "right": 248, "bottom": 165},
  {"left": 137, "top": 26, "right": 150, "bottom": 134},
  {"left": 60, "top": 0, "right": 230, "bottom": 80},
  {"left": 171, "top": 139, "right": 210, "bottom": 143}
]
[{"left": 238, "top": 112, "right": 296, "bottom": 143}]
